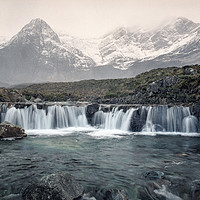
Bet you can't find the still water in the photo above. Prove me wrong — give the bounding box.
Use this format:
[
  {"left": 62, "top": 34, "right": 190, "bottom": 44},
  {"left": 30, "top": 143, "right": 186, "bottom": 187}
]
[{"left": 0, "top": 128, "right": 200, "bottom": 199}]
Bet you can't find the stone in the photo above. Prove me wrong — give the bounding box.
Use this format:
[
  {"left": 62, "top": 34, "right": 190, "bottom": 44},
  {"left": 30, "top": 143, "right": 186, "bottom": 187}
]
[
  {"left": 144, "top": 171, "right": 165, "bottom": 180},
  {"left": 191, "top": 180, "right": 200, "bottom": 200},
  {"left": 22, "top": 185, "right": 62, "bottom": 200},
  {"left": 33, "top": 98, "right": 43, "bottom": 103},
  {"left": 103, "top": 189, "right": 128, "bottom": 200},
  {"left": 22, "top": 173, "right": 84, "bottom": 200},
  {"left": 86, "top": 104, "right": 100, "bottom": 124},
  {"left": 139, "top": 171, "right": 192, "bottom": 200},
  {"left": 84, "top": 188, "right": 129, "bottom": 200},
  {"left": 0, "top": 121, "right": 27, "bottom": 139},
  {"left": 147, "top": 82, "right": 159, "bottom": 93},
  {"left": 2, "top": 194, "right": 23, "bottom": 200},
  {"left": 162, "top": 76, "right": 180, "bottom": 87},
  {"left": 129, "top": 107, "right": 147, "bottom": 132},
  {"left": 184, "top": 67, "right": 198, "bottom": 75}
]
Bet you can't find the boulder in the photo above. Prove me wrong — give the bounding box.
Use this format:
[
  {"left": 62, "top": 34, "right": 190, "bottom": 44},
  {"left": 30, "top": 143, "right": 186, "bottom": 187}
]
[
  {"left": 83, "top": 188, "right": 129, "bottom": 200},
  {"left": 144, "top": 171, "right": 165, "bottom": 180},
  {"left": 0, "top": 121, "right": 27, "bottom": 139},
  {"left": 22, "top": 185, "right": 62, "bottom": 200},
  {"left": 86, "top": 104, "right": 100, "bottom": 124},
  {"left": 22, "top": 173, "right": 84, "bottom": 200},
  {"left": 130, "top": 107, "right": 147, "bottom": 132},
  {"left": 184, "top": 67, "right": 198, "bottom": 75},
  {"left": 191, "top": 180, "right": 200, "bottom": 200},
  {"left": 138, "top": 171, "right": 192, "bottom": 200}
]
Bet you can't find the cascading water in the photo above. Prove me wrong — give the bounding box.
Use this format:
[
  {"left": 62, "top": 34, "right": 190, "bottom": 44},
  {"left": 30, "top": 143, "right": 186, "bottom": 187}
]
[
  {"left": 0, "top": 104, "right": 199, "bottom": 133},
  {"left": 142, "top": 106, "right": 199, "bottom": 133},
  {"left": 0, "top": 104, "right": 7, "bottom": 122},
  {"left": 4, "top": 105, "right": 88, "bottom": 130},
  {"left": 92, "top": 107, "right": 135, "bottom": 131}
]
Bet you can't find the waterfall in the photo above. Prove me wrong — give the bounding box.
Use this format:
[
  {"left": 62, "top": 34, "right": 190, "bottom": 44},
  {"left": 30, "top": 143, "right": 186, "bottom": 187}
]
[
  {"left": 92, "top": 107, "right": 135, "bottom": 131},
  {"left": 4, "top": 105, "right": 88, "bottom": 130},
  {"left": 1, "top": 104, "right": 199, "bottom": 133},
  {"left": 142, "top": 106, "right": 198, "bottom": 133},
  {"left": 0, "top": 104, "right": 7, "bottom": 122}
]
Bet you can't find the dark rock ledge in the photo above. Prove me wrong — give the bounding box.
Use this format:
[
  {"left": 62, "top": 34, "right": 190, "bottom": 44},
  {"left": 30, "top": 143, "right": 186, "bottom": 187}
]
[{"left": 0, "top": 121, "right": 27, "bottom": 139}]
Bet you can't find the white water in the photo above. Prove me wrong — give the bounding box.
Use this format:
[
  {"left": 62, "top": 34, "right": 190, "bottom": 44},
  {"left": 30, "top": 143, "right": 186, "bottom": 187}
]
[
  {"left": 92, "top": 107, "right": 135, "bottom": 131},
  {"left": 142, "top": 106, "right": 198, "bottom": 133},
  {"left": 4, "top": 105, "right": 88, "bottom": 129},
  {"left": 1, "top": 104, "right": 199, "bottom": 135}
]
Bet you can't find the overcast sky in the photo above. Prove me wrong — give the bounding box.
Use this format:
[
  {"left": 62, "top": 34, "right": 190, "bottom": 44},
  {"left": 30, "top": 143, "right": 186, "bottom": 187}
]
[{"left": 0, "top": 0, "right": 200, "bottom": 39}]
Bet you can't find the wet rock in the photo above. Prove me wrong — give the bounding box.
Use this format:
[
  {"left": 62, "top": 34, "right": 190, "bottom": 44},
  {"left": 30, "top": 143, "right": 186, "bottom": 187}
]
[
  {"left": 22, "top": 173, "right": 84, "bottom": 200},
  {"left": 0, "top": 121, "right": 27, "bottom": 139},
  {"left": 144, "top": 171, "right": 165, "bottom": 180},
  {"left": 190, "top": 104, "right": 200, "bottom": 132},
  {"left": 191, "top": 180, "right": 200, "bottom": 200},
  {"left": 33, "top": 98, "right": 43, "bottom": 103},
  {"left": 2, "top": 194, "right": 23, "bottom": 200},
  {"left": 103, "top": 189, "right": 128, "bottom": 200},
  {"left": 138, "top": 182, "right": 166, "bottom": 200},
  {"left": 165, "top": 175, "right": 191, "bottom": 199},
  {"left": 86, "top": 104, "right": 99, "bottom": 124},
  {"left": 84, "top": 188, "right": 129, "bottom": 200},
  {"left": 22, "top": 185, "right": 62, "bottom": 200},
  {"left": 130, "top": 107, "right": 147, "bottom": 132},
  {"left": 139, "top": 171, "right": 193, "bottom": 200}
]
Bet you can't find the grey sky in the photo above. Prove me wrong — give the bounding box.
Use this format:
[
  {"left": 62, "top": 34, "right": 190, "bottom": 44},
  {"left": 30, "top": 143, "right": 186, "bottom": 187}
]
[{"left": 0, "top": 0, "right": 200, "bottom": 39}]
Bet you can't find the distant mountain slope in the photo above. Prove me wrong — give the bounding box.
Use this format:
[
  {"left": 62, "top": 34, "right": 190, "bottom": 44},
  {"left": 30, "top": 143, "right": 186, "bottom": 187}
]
[{"left": 0, "top": 17, "right": 199, "bottom": 84}]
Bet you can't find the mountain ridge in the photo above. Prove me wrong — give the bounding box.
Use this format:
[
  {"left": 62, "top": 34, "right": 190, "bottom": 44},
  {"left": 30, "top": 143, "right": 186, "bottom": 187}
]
[{"left": 0, "top": 17, "right": 199, "bottom": 84}]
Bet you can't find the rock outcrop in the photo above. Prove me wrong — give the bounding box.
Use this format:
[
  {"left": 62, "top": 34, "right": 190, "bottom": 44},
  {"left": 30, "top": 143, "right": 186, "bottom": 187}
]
[
  {"left": 22, "top": 173, "right": 84, "bottom": 200},
  {"left": 86, "top": 104, "right": 100, "bottom": 124},
  {"left": 0, "top": 121, "right": 27, "bottom": 139}
]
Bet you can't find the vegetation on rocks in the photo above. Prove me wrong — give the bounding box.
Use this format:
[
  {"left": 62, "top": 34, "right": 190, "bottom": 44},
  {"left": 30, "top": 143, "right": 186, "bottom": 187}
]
[{"left": 0, "top": 64, "right": 200, "bottom": 105}]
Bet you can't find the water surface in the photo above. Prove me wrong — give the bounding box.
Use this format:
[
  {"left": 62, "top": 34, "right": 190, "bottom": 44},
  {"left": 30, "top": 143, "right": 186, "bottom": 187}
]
[{"left": 0, "top": 129, "right": 200, "bottom": 199}]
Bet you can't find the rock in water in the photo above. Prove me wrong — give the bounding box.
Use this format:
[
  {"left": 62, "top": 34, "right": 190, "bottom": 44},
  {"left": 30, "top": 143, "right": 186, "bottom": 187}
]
[
  {"left": 0, "top": 121, "right": 27, "bottom": 139},
  {"left": 86, "top": 104, "right": 99, "bottom": 124},
  {"left": 22, "top": 185, "right": 62, "bottom": 200},
  {"left": 22, "top": 173, "right": 84, "bottom": 200},
  {"left": 103, "top": 189, "right": 128, "bottom": 200},
  {"left": 84, "top": 188, "right": 129, "bottom": 200}
]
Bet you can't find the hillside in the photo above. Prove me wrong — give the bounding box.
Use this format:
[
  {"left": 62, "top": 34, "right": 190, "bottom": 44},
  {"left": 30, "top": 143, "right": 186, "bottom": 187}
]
[{"left": 16, "top": 64, "right": 199, "bottom": 105}]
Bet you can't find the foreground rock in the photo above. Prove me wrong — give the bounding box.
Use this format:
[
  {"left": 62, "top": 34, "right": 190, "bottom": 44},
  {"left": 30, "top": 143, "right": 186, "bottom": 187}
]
[
  {"left": 0, "top": 121, "right": 27, "bottom": 139},
  {"left": 22, "top": 173, "right": 84, "bottom": 200},
  {"left": 82, "top": 188, "right": 129, "bottom": 200},
  {"left": 138, "top": 170, "right": 200, "bottom": 200}
]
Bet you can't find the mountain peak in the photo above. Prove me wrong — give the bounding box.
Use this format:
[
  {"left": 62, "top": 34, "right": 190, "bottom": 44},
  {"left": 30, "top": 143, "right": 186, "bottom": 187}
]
[
  {"left": 10, "top": 18, "right": 60, "bottom": 44},
  {"left": 158, "top": 16, "right": 199, "bottom": 35}
]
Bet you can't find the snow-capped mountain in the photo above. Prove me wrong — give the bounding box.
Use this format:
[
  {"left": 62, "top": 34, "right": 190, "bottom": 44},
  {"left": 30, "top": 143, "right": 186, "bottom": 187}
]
[
  {"left": 0, "top": 17, "right": 199, "bottom": 84},
  {"left": 0, "top": 36, "right": 8, "bottom": 44},
  {"left": 58, "top": 17, "right": 200, "bottom": 70},
  {"left": 0, "top": 18, "right": 95, "bottom": 84}
]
